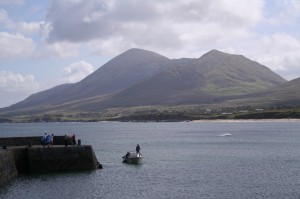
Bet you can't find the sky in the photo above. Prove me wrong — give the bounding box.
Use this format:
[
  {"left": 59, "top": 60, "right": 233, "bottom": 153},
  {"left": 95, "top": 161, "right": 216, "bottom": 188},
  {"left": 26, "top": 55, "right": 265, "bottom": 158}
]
[{"left": 0, "top": 0, "right": 300, "bottom": 108}]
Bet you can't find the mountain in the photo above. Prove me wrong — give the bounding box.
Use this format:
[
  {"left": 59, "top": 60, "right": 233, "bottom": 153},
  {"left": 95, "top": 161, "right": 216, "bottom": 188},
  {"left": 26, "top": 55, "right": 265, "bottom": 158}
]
[
  {"left": 65, "top": 48, "right": 170, "bottom": 100},
  {"left": 2, "top": 48, "right": 169, "bottom": 113},
  {"left": 93, "top": 50, "right": 286, "bottom": 107},
  {"left": 196, "top": 50, "right": 285, "bottom": 92},
  {"left": 0, "top": 48, "right": 289, "bottom": 114},
  {"left": 235, "top": 77, "right": 300, "bottom": 107}
]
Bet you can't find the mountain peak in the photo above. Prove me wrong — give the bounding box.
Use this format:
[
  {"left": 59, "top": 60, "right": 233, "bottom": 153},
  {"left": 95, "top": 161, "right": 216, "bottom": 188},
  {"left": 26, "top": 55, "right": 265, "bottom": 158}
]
[
  {"left": 202, "top": 49, "right": 234, "bottom": 58},
  {"left": 208, "top": 49, "right": 222, "bottom": 53},
  {"left": 126, "top": 48, "right": 148, "bottom": 52},
  {"left": 122, "top": 48, "right": 169, "bottom": 58},
  {"left": 123, "top": 48, "right": 149, "bottom": 54}
]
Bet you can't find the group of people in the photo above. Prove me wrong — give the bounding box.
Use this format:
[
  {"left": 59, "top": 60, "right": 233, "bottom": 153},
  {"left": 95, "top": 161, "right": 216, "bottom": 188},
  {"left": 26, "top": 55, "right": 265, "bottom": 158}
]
[
  {"left": 41, "top": 133, "right": 54, "bottom": 147},
  {"left": 41, "top": 133, "right": 77, "bottom": 147},
  {"left": 64, "top": 134, "right": 76, "bottom": 147}
]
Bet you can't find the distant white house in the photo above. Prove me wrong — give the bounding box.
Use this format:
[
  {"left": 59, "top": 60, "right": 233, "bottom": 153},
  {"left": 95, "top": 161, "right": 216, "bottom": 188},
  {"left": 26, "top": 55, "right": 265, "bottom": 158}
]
[
  {"left": 205, "top": 108, "right": 212, "bottom": 113},
  {"left": 255, "top": 109, "right": 264, "bottom": 111},
  {"left": 222, "top": 112, "right": 233, "bottom": 115}
]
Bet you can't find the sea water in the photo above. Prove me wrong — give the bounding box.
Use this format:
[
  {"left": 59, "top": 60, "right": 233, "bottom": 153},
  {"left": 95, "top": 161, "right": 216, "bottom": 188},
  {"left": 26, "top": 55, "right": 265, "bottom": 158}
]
[{"left": 0, "top": 121, "right": 300, "bottom": 199}]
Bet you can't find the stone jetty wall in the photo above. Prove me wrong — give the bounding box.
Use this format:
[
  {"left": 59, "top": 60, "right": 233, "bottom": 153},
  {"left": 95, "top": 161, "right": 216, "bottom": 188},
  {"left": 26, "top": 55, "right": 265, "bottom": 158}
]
[
  {"left": 11, "top": 147, "right": 29, "bottom": 174},
  {"left": 0, "top": 136, "right": 100, "bottom": 186},
  {"left": 27, "top": 146, "right": 99, "bottom": 173},
  {"left": 0, "top": 150, "right": 18, "bottom": 185}
]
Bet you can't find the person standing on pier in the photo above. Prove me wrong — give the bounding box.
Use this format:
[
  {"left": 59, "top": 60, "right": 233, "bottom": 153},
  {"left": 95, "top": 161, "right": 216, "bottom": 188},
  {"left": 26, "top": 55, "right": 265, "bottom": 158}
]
[
  {"left": 46, "top": 134, "right": 51, "bottom": 147},
  {"left": 41, "top": 133, "right": 47, "bottom": 147},
  {"left": 64, "top": 135, "right": 68, "bottom": 147},
  {"left": 50, "top": 134, "right": 54, "bottom": 147},
  {"left": 71, "top": 134, "right": 76, "bottom": 145}
]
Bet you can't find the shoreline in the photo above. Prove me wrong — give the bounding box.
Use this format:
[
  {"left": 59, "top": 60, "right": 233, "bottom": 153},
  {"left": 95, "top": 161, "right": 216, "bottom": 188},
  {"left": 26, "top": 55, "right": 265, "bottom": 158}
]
[
  {"left": 71, "top": 118, "right": 300, "bottom": 123},
  {"left": 192, "top": 118, "right": 300, "bottom": 122},
  {"left": 1, "top": 118, "right": 300, "bottom": 123}
]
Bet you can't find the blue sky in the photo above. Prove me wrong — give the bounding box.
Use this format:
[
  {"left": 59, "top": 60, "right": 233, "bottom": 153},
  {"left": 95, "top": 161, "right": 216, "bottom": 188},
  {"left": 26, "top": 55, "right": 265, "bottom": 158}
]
[{"left": 1, "top": 0, "right": 300, "bottom": 108}]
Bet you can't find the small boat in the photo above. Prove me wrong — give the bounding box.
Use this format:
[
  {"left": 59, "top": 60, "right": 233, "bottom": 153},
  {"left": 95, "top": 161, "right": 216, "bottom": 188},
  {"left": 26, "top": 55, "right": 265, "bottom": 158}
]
[
  {"left": 219, "top": 133, "right": 231, "bottom": 137},
  {"left": 122, "top": 151, "right": 143, "bottom": 164}
]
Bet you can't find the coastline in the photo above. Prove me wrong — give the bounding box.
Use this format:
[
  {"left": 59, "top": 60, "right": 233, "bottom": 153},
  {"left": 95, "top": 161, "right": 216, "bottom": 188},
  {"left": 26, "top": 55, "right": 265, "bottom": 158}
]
[{"left": 192, "top": 118, "right": 300, "bottom": 122}]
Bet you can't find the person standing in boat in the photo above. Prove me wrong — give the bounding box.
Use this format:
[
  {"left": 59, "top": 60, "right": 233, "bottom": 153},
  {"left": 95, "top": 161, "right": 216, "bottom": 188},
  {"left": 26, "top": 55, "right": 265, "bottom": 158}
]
[{"left": 136, "top": 144, "right": 140, "bottom": 154}]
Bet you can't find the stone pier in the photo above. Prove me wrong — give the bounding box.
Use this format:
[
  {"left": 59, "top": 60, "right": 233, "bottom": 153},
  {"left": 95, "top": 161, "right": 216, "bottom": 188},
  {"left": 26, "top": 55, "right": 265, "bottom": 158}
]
[
  {"left": 0, "top": 150, "right": 18, "bottom": 185},
  {"left": 0, "top": 136, "right": 101, "bottom": 186}
]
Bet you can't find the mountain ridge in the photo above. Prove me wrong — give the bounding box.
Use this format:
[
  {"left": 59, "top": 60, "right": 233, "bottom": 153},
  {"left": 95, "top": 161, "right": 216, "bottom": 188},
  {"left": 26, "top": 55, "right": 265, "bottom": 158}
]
[{"left": 1, "top": 48, "right": 294, "bottom": 115}]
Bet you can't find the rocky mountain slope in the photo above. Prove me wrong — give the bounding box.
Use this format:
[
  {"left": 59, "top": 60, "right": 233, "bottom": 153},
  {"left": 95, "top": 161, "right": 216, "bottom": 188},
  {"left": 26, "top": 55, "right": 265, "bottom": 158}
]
[
  {"left": 232, "top": 77, "right": 300, "bottom": 107},
  {"left": 0, "top": 48, "right": 290, "bottom": 114}
]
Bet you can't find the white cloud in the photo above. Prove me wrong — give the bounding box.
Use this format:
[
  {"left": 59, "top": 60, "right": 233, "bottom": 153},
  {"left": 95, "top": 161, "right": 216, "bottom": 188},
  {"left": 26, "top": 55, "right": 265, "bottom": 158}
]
[
  {"left": 18, "top": 21, "right": 44, "bottom": 35},
  {"left": 38, "top": 41, "right": 80, "bottom": 59},
  {"left": 235, "top": 33, "right": 300, "bottom": 80},
  {"left": 0, "top": 71, "right": 40, "bottom": 108},
  {"left": 275, "top": 0, "right": 300, "bottom": 24},
  {"left": 156, "top": 0, "right": 264, "bottom": 27},
  {"left": 256, "top": 34, "right": 300, "bottom": 79},
  {"left": 45, "top": 0, "right": 264, "bottom": 57},
  {"left": 263, "top": 0, "right": 300, "bottom": 27},
  {"left": 0, "top": 32, "right": 35, "bottom": 59},
  {"left": 0, "top": 8, "right": 44, "bottom": 35},
  {"left": 0, "top": 71, "right": 39, "bottom": 92},
  {"left": 0, "top": 8, "right": 14, "bottom": 28},
  {"left": 0, "top": 0, "right": 267, "bottom": 61},
  {"left": 60, "top": 61, "right": 94, "bottom": 84}
]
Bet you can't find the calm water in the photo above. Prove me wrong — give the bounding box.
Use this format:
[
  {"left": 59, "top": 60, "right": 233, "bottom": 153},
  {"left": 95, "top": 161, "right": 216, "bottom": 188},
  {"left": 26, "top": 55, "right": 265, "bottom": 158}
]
[{"left": 1, "top": 121, "right": 300, "bottom": 199}]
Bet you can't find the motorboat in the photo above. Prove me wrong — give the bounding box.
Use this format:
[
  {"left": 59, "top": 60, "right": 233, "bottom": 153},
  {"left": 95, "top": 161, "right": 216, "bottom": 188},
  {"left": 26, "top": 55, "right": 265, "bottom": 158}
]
[
  {"left": 122, "top": 151, "right": 143, "bottom": 164},
  {"left": 219, "top": 133, "right": 232, "bottom": 137}
]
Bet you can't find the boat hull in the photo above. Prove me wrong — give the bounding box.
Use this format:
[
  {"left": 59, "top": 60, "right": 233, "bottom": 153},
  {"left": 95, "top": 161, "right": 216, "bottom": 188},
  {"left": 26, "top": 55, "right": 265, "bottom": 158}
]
[
  {"left": 122, "top": 152, "right": 143, "bottom": 164},
  {"left": 123, "top": 157, "right": 143, "bottom": 164}
]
